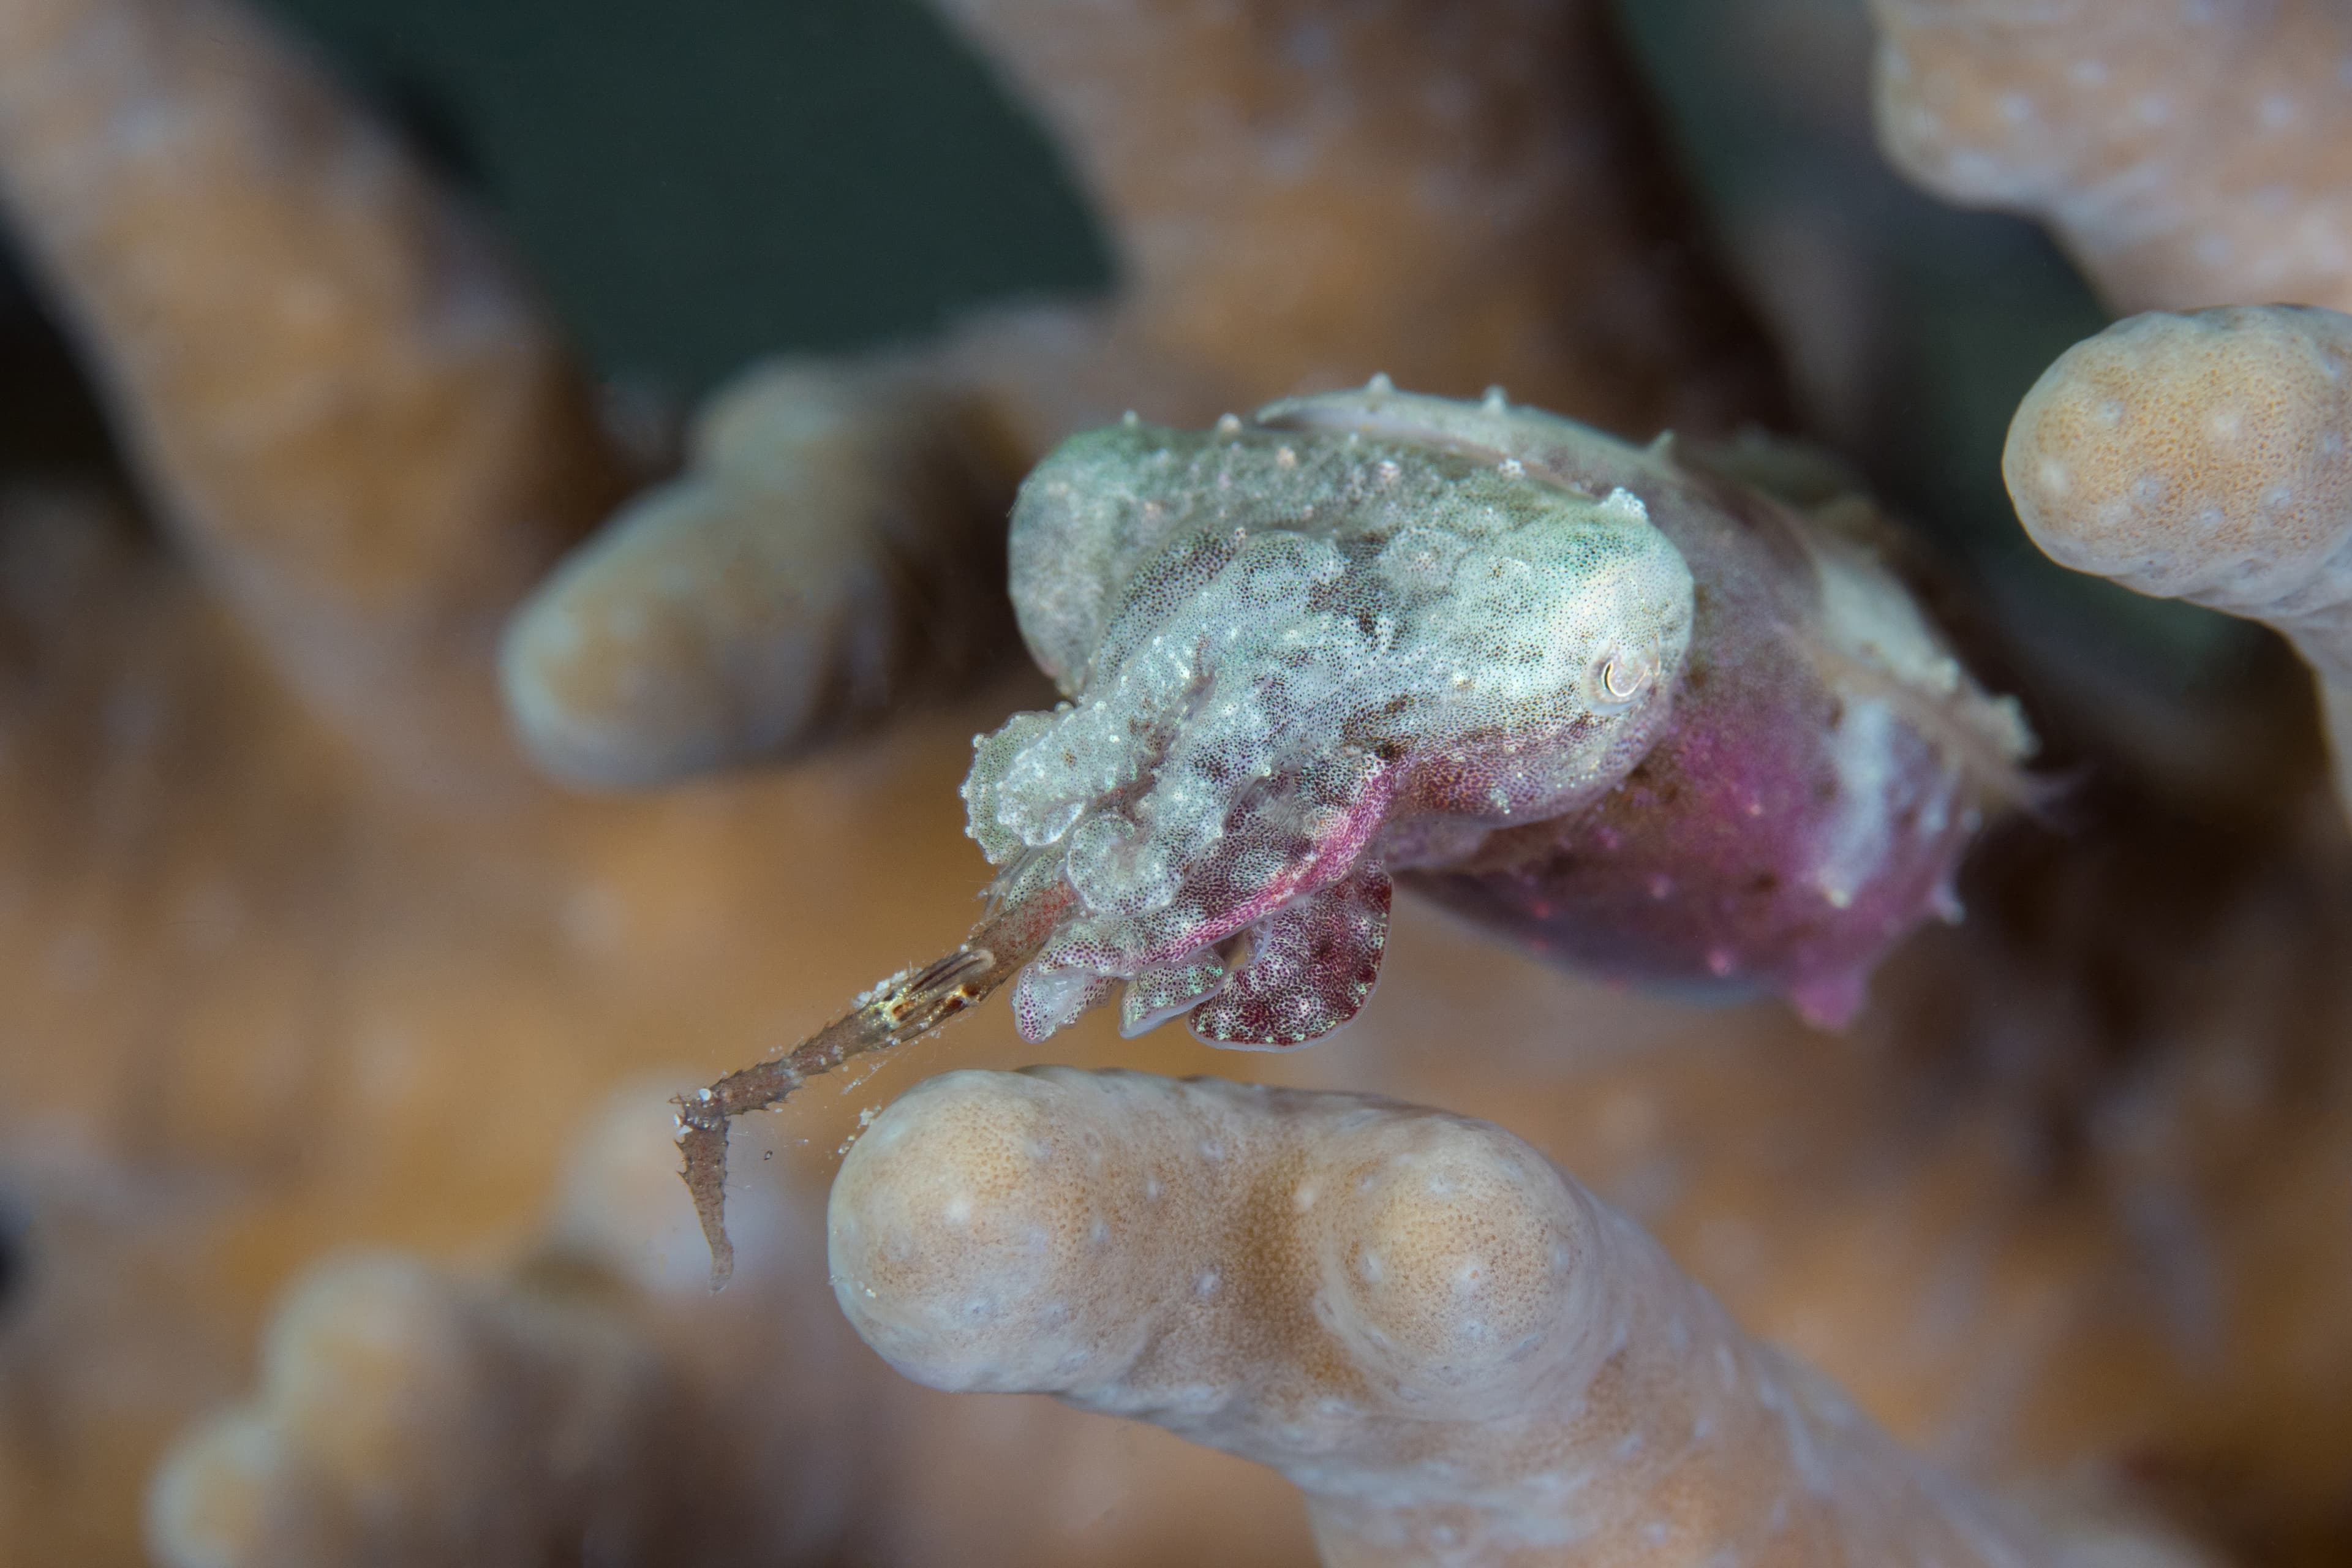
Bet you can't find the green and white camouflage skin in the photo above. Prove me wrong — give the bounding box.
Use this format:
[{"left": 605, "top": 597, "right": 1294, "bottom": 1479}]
[{"left": 967, "top": 382, "right": 2032, "bottom": 1044}]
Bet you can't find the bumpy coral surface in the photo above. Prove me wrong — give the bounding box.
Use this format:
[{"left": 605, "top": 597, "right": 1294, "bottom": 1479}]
[
  {"left": 1869, "top": 0, "right": 2352, "bottom": 314},
  {"left": 501, "top": 361, "right": 1025, "bottom": 791},
  {"left": 146, "top": 1079, "right": 1321, "bottom": 1568},
  {"left": 2003, "top": 305, "right": 2352, "bottom": 814},
  {"left": 929, "top": 0, "right": 1786, "bottom": 434},
  {"left": 967, "top": 387, "right": 2030, "bottom": 1044},
  {"left": 831, "top": 1066, "right": 2204, "bottom": 1567}
]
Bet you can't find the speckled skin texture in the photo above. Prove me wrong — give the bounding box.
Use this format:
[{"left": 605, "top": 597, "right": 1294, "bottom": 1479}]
[
  {"left": 976, "top": 388, "right": 2028, "bottom": 1038},
  {"left": 831, "top": 1068, "right": 2188, "bottom": 1567},
  {"left": 2004, "top": 305, "right": 2352, "bottom": 815},
  {"left": 968, "top": 394, "right": 1697, "bottom": 1046}
]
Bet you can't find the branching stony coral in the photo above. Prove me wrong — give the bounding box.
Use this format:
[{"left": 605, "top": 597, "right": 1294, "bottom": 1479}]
[
  {"left": 148, "top": 1069, "right": 2221, "bottom": 1568},
  {"left": 1868, "top": 0, "right": 2352, "bottom": 315},
  {"left": 649, "top": 371, "right": 2352, "bottom": 1564},
  {"left": 0, "top": 0, "right": 631, "bottom": 800},
  {"left": 4, "top": 0, "right": 2352, "bottom": 1564},
  {"left": 146, "top": 1079, "right": 1323, "bottom": 1568},
  {"left": 134, "top": 798, "right": 2352, "bottom": 1566},
  {"left": 501, "top": 361, "right": 1029, "bottom": 792},
  {"left": 831, "top": 1066, "right": 2206, "bottom": 1567},
  {"left": 2003, "top": 305, "right": 2352, "bottom": 818},
  {"left": 148, "top": 1254, "right": 679, "bottom": 1566},
  {"left": 918, "top": 0, "right": 1786, "bottom": 433},
  {"left": 1865, "top": 4, "right": 2352, "bottom": 826},
  {"left": 143, "top": 1084, "right": 889, "bottom": 1568}
]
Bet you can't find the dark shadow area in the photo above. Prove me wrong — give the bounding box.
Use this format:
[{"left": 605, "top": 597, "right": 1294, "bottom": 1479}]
[
  {"left": 0, "top": 236, "right": 124, "bottom": 486},
  {"left": 0, "top": 1193, "right": 26, "bottom": 1325},
  {"left": 254, "top": 0, "right": 1114, "bottom": 399}
]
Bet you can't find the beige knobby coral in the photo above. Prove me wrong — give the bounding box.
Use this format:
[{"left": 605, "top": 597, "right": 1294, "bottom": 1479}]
[
  {"left": 0, "top": 0, "right": 630, "bottom": 799},
  {"left": 1869, "top": 0, "right": 2352, "bottom": 312},
  {"left": 927, "top": 0, "right": 1783, "bottom": 434},
  {"left": 2003, "top": 304, "right": 2352, "bottom": 815},
  {"left": 140, "top": 1082, "right": 885, "bottom": 1568},
  {"left": 500, "top": 363, "right": 1025, "bottom": 791},
  {"left": 830, "top": 1066, "right": 2201, "bottom": 1567},
  {"left": 145, "top": 1254, "right": 678, "bottom": 1566},
  {"left": 141, "top": 1079, "right": 1319, "bottom": 1568}
]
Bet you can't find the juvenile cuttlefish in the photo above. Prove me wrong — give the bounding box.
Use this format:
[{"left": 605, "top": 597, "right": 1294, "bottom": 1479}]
[{"left": 676, "top": 382, "right": 2034, "bottom": 1283}]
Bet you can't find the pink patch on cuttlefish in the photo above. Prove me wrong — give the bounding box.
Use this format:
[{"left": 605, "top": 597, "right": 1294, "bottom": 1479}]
[{"left": 1789, "top": 968, "right": 1869, "bottom": 1030}]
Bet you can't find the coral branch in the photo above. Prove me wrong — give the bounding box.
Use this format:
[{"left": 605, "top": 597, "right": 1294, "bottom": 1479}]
[
  {"left": 501, "top": 361, "right": 1024, "bottom": 791},
  {"left": 145, "top": 1077, "right": 1322, "bottom": 1568},
  {"left": 930, "top": 0, "right": 1786, "bottom": 434},
  {"left": 0, "top": 0, "right": 628, "bottom": 796},
  {"left": 145, "top": 1255, "right": 670, "bottom": 1566},
  {"left": 1868, "top": 0, "right": 2352, "bottom": 312},
  {"left": 2003, "top": 304, "right": 2352, "bottom": 815},
  {"left": 828, "top": 1067, "right": 2200, "bottom": 1566}
]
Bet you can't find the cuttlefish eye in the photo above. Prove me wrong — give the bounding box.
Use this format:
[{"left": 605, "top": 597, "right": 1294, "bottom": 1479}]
[{"left": 1589, "top": 641, "right": 1660, "bottom": 714}]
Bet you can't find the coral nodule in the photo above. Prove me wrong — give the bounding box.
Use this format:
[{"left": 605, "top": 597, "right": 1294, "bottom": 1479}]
[
  {"left": 2003, "top": 304, "right": 2352, "bottom": 817},
  {"left": 829, "top": 1066, "right": 2201, "bottom": 1567},
  {"left": 675, "top": 383, "right": 2031, "bottom": 1285},
  {"left": 499, "top": 361, "right": 1025, "bottom": 793}
]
